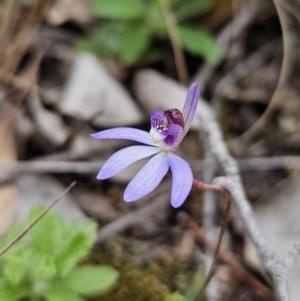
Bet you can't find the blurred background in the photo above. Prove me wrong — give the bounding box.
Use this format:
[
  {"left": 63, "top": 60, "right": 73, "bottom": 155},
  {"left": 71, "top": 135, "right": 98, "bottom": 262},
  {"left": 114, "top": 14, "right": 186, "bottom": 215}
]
[{"left": 0, "top": 0, "right": 300, "bottom": 300}]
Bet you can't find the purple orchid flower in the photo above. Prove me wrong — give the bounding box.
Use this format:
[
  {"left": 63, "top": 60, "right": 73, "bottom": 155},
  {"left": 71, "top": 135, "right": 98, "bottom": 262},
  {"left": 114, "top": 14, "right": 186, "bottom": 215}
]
[{"left": 92, "top": 83, "right": 200, "bottom": 208}]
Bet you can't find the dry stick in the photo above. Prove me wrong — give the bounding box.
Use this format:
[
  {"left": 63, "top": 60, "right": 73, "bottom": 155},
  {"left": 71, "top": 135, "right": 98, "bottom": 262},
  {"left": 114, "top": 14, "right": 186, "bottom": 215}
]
[
  {"left": 96, "top": 188, "right": 170, "bottom": 243},
  {"left": 228, "top": 0, "right": 295, "bottom": 147},
  {"left": 0, "top": 181, "right": 77, "bottom": 257},
  {"left": 201, "top": 147, "right": 219, "bottom": 301},
  {"left": 0, "top": 0, "right": 53, "bottom": 80},
  {"left": 197, "top": 99, "right": 289, "bottom": 300},
  {"left": 158, "top": 0, "right": 189, "bottom": 86},
  {"left": 192, "top": 179, "right": 232, "bottom": 299},
  {"left": 212, "top": 38, "right": 281, "bottom": 112},
  {"left": 0, "top": 0, "right": 16, "bottom": 57},
  {"left": 183, "top": 214, "right": 273, "bottom": 299},
  {"left": 192, "top": 0, "right": 260, "bottom": 88},
  {"left": 2, "top": 155, "right": 300, "bottom": 182},
  {"left": 278, "top": 0, "right": 300, "bottom": 23}
]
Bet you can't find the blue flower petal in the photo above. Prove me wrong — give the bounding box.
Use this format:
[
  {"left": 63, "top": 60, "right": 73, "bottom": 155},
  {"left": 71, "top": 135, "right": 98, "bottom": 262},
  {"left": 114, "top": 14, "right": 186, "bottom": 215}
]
[
  {"left": 182, "top": 83, "right": 200, "bottom": 135},
  {"left": 92, "top": 127, "right": 156, "bottom": 146},
  {"left": 97, "top": 145, "right": 161, "bottom": 179},
  {"left": 124, "top": 152, "right": 169, "bottom": 202},
  {"left": 168, "top": 153, "right": 193, "bottom": 208}
]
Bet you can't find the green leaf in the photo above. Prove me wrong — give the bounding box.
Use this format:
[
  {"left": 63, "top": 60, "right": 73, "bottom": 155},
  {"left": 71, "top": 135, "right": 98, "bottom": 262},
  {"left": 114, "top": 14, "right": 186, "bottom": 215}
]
[
  {"left": 27, "top": 205, "right": 60, "bottom": 254},
  {"left": 55, "top": 221, "right": 97, "bottom": 276},
  {"left": 165, "top": 292, "right": 187, "bottom": 301},
  {"left": 147, "top": 0, "right": 167, "bottom": 36},
  {"left": 33, "top": 254, "right": 57, "bottom": 280},
  {"left": 178, "top": 26, "right": 220, "bottom": 63},
  {"left": 184, "top": 267, "right": 205, "bottom": 301},
  {"left": 45, "top": 288, "right": 84, "bottom": 301},
  {"left": 92, "top": 0, "right": 146, "bottom": 20},
  {"left": 119, "top": 24, "right": 151, "bottom": 63},
  {"left": 77, "top": 22, "right": 125, "bottom": 58},
  {"left": 3, "top": 259, "right": 26, "bottom": 285},
  {"left": 173, "top": 0, "right": 212, "bottom": 22},
  {"left": 0, "top": 280, "right": 29, "bottom": 301},
  {"left": 61, "top": 265, "right": 119, "bottom": 296}
]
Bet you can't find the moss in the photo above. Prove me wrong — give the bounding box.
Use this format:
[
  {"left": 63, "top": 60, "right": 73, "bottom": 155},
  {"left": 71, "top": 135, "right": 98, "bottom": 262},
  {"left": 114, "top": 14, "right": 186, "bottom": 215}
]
[
  {"left": 84, "top": 238, "right": 192, "bottom": 301},
  {"left": 90, "top": 267, "right": 169, "bottom": 301}
]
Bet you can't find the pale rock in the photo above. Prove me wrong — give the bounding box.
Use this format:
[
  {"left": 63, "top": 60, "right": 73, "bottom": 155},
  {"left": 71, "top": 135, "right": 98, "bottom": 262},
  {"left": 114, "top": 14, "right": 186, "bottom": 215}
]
[
  {"left": 28, "top": 88, "right": 69, "bottom": 145},
  {"left": 16, "top": 175, "right": 86, "bottom": 223},
  {"left": 60, "top": 54, "right": 144, "bottom": 127},
  {"left": 46, "top": 0, "right": 92, "bottom": 26}
]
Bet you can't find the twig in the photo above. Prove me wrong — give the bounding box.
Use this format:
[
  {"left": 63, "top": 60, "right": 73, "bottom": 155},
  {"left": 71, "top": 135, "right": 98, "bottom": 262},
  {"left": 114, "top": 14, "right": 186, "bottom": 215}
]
[
  {"left": 213, "top": 177, "right": 288, "bottom": 300},
  {"left": 158, "top": 0, "right": 189, "bottom": 85},
  {"left": 197, "top": 96, "right": 290, "bottom": 301},
  {"left": 178, "top": 213, "right": 273, "bottom": 299},
  {"left": 201, "top": 147, "right": 219, "bottom": 301},
  {"left": 192, "top": 0, "right": 260, "bottom": 89},
  {"left": 212, "top": 38, "right": 281, "bottom": 112},
  {"left": 96, "top": 187, "right": 170, "bottom": 243},
  {"left": 2, "top": 155, "right": 300, "bottom": 182},
  {"left": 228, "top": 0, "right": 295, "bottom": 147},
  {"left": 0, "top": 181, "right": 77, "bottom": 256},
  {"left": 192, "top": 180, "right": 232, "bottom": 298}
]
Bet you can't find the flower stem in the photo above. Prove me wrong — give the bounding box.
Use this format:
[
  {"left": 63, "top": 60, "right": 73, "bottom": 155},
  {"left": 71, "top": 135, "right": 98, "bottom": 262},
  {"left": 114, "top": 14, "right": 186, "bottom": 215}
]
[{"left": 192, "top": 178, "right": 232, "bottom": 298}]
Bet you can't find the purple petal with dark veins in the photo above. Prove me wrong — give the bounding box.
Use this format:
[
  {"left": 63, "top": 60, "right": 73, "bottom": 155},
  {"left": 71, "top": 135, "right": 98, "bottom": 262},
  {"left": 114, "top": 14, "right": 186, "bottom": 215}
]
[
  {"left": 182, "top": 83, "right": 200, "bottom": 135},
  {"left": 150, "top": 111, "right": 168, "bottom": 132},
  {"left": 124, "top": 152, "right": 169, "bottom": 202},
  {"left": 97, "top": 145, "right": 161, "bottom": 180},
  {"left": 168, "top": 153, "right": 193, "bottom": 208},
  {"left": 163, "top": 124, "right": 184, "bottom": 150},
  {"left": 91, "top": 127, "right": 156, "bottom": 146}
]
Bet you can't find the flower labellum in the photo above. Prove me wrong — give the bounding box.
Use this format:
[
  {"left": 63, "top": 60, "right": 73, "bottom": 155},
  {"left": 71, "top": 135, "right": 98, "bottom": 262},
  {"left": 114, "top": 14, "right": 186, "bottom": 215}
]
[{"left": 92, "top": 83, "right": 200, "bottom": 208}]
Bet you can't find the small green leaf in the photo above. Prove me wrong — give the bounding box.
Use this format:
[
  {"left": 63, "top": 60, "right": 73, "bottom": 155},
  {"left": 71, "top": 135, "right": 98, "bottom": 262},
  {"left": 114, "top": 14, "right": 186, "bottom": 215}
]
[
  {"left": 45, "top": 288, "right": 84, "bottom": 301},
  {"left": 0, "top": 280, "right": 29, "bottom": 301},
  {"left": 119, "top": 24, "right": 151, "bottom": 63},
  {"left": 27, "top": 205, "right": 59, "bottom": 254},
  {"left": 61, "top": 265, "right": 119, "bottom": 296},
  {"left": 33, "top": 254, "right": 57, "bottom": 280},
  {"left": 173, "top": 0, "right": 212, "bottom": 22},
  {"left": 147, "top": 0, "right": 167, "bottom": 36},
  {"left": 165, "top": 292, "right": 187, "bottom": 301},
  {"left": 77, "top": 22, "right": 125, "bottom": 58},
  {"left": 3, "top": 259, "right": 26, "bottom": 285},
  {"left": 184, "top": 267, "right": 205, "bottom": 301},
  {"left": 178, "top": 26, "right": 220, "bottom": 63},
  {"left": 55, "top": 221, "right": 97, "bottom": 275},
  {"left": 92, "top": 0, "right": 146, "bottom": 20}
]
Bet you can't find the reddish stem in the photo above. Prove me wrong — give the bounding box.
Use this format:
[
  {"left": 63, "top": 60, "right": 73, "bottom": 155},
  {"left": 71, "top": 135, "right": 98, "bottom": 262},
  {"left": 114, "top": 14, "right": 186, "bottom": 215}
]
[{"left": 192, "top": 178, "right": 232, "bottom": 298}]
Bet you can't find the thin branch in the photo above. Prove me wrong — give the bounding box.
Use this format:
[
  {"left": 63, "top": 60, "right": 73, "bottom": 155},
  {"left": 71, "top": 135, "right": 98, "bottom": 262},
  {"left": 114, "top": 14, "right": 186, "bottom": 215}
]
[
  {"left": 96, "top": 186, "right": 170, "bottom": 244},
  {"left": 198, "top": 97, "right": 289, "bottom": 301},
  {"left": 192, "top": 0, "right": 260, "bottom": 89},
  {"left": 0, "top": 181, "right": 77, "bottom": 256},
  {"left": 2, "top": 155, "right": 300, "bottom": 182},
  {"left": 178, "top": 212, "right": 273, "bottom": 299},
  {"left": 228, "top": 0, "right": 295, "bottom": 146},
  {"left": 193, "top": 180, "right": 232, "bottom": 298},
  {"left": 201, "top": 147, "right": 219, "bottom": 301},
  {"left": 212, "top": 38, "right": 281, "bottom": 111},
  {"left": 158, "top": 0, "right": 189, "bottom": 85}
]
